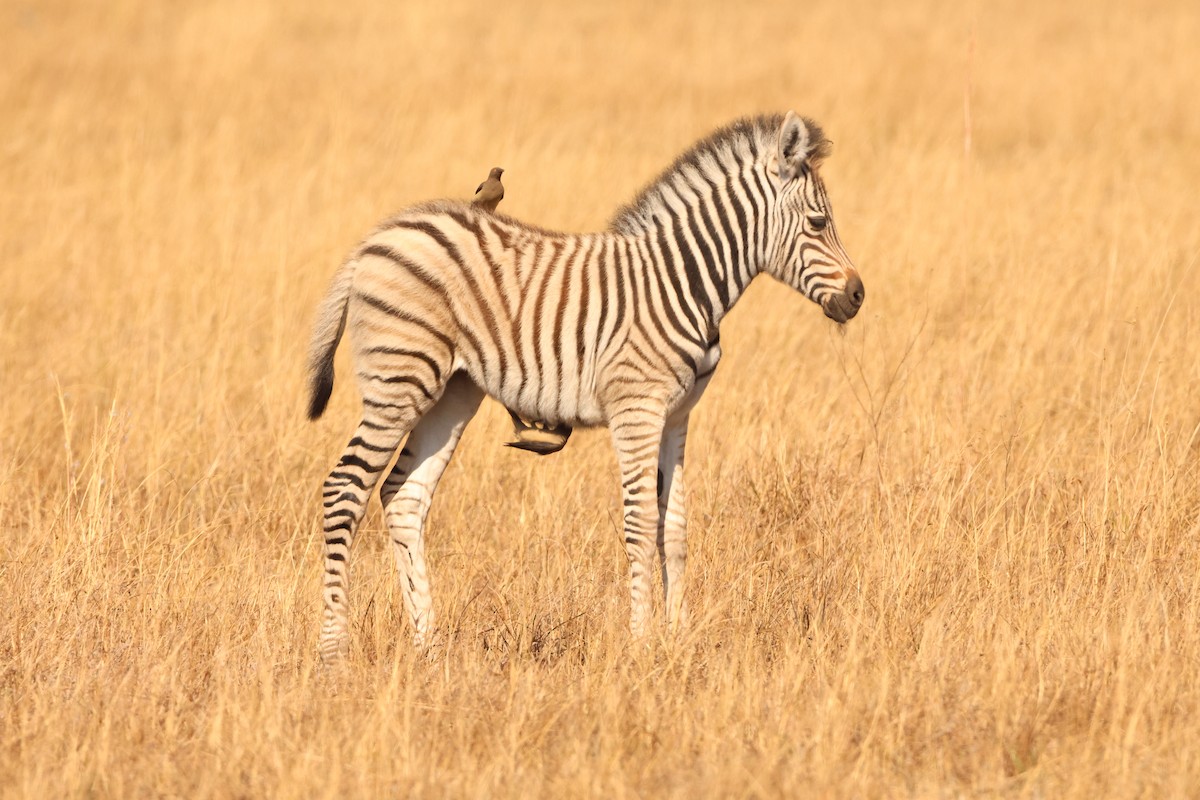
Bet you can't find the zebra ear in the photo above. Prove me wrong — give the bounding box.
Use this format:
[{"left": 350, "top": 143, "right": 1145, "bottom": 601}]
[{"left": 776, "top": 111, "right": 810, "bottom": 183}]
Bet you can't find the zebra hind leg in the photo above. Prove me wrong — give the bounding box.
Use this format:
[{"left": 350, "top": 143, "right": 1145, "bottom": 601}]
[
  {"left": 319, "top": 393, "right": 442, "bottom": 665},
  {"left": 379, "top": 373, "right": 483, "bottom": 648}
]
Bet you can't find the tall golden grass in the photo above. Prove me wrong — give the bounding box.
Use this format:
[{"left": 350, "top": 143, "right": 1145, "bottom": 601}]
[{"left": 3, "top": 0, "right": 1200, "bottom": 795}]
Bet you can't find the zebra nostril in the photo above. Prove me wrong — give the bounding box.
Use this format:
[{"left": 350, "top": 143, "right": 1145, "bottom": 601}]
[{"left": 847, "top": 275, "right": 865, "bottom": 307}]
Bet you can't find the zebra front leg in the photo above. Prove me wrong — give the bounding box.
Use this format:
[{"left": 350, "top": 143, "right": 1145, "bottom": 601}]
[
  {"left": 380, "top": 374, "right": 483, "bottom": 648},
  {"left": 657, "top": 415, "right": 690, "bottom": 631},
  {"left": 610, "top": 406, "right": 666, "bottom": 638}
]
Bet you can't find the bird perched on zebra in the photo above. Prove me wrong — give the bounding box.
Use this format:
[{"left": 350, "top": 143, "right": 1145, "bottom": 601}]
[
  {"left": 307, "top": 111, "right": 865, "bottom": 662},
  {"left": 472, "top": 167, "right": 505, "bottom": 212},
  {"left": 470, "top": 165, "right": 573, "bottom": 455}
]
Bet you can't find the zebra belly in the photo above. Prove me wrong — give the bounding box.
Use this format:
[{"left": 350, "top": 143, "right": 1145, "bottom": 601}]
[{"left": 460, "top": 358, "right": 607, "bottom": 428}]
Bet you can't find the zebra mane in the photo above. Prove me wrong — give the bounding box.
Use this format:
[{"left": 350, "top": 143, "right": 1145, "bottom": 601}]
[{"left": 609, "top": 114, "right": 829, "bottom": 235}]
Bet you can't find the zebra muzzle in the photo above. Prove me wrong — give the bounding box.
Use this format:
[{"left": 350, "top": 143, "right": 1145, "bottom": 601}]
[{"left": 822, "top": 275, "right": 864, "bottom": 323}]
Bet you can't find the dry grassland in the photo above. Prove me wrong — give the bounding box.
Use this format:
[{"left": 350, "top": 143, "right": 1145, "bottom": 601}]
[{"left": 3, "top": 0, "right": 1200, "bottom": 796}]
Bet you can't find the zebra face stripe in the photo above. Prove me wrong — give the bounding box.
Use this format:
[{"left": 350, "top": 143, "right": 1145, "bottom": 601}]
[{"left": 769, "top": 167, "right": 864, "bottom": 323}]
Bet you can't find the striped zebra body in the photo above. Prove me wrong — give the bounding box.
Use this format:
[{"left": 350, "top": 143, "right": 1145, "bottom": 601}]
[
  {"left": 308, "top": 112, "right": 864, "bottom": 662},
  {"left": 344, "top": 217, "right": 722, "bottom": 427}
]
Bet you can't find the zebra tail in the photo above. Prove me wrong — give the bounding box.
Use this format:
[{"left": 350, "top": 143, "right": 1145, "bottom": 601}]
[{"left": 305, "top": 258, "right": 357, "bottom": 420}]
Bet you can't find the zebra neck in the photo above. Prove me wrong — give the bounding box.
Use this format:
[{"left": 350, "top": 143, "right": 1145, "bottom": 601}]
[{"left": 629, "top": 204, "right": 766, "bottom": 337}]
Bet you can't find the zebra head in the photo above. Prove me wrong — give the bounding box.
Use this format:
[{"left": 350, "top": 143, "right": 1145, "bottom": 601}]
[{"left": 767, "top": 112, "right": 864, "bottom": 323}]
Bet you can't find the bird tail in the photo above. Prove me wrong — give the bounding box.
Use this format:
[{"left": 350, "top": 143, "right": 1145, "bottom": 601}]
[{"left": 305, "top": 257, "right": 357, "bottom": 420}]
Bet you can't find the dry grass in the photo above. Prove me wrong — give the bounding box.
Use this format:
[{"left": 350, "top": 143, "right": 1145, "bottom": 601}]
[{"left": 3, "top": 0, "right": 1200, "bottom": 796}]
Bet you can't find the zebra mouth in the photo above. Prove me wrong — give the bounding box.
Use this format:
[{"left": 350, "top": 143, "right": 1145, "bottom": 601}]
[{"left": 822, "top": 294, "right": 859, "bottom": 323}]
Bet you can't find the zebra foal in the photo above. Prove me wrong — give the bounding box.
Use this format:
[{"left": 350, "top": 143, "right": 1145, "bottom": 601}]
[{"left": 307, "top": 112, "right": 864, "bottom": 662}]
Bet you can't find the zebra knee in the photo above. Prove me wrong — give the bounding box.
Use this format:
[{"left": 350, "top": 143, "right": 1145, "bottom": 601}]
[
  {"left": 385, "top": 477, "right": 430, "bottom": 534},
  {"left": 386, "top": 484, "right": 429, "bottom": 529}
]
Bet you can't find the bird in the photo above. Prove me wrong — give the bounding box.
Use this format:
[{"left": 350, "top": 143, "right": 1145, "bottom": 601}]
[
  {"left": 505, "top": 411, "right": 572, "bottom": 456},
  {"left": 473, "top": 167, "right": 505, "bottom": 212}
]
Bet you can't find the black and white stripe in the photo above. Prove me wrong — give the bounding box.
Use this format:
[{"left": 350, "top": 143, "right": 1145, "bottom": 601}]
[{"left": 307, "top": 111, "right": 864, "bottom": 661}]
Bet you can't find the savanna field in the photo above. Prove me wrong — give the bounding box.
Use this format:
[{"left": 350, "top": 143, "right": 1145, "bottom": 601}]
[{"left": 3, "top": 0, "right": 1200, "bottom": 796}]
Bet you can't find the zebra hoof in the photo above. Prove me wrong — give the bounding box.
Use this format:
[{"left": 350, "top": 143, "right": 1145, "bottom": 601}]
[{"left": 319, "top": 628, "right": 350, "bottom": 666}]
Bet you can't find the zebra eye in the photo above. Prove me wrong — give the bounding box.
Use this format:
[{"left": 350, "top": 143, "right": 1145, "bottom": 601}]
[{"left": 808, "top": 216, "right": 828, "bottom": 232}]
